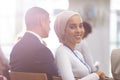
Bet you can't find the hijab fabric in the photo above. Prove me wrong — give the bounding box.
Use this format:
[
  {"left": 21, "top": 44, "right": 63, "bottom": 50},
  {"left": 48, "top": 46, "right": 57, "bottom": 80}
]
[{"left": 54, "top": 11, "right": 80, "bottom": 43}]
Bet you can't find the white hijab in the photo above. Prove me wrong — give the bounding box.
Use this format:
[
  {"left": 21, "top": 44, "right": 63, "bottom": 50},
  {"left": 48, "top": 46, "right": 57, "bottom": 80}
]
[{"left": 54, "top": 11, "right": 81, "bottom": 43}]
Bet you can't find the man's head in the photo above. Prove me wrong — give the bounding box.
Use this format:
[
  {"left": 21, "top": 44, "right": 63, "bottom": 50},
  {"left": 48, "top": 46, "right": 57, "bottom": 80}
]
[
  {"left": 25, "top": 7, "right": 50, "bottom": 38},
  {"left": 83, "top": 21, "right": 92, "bottom": 39}
]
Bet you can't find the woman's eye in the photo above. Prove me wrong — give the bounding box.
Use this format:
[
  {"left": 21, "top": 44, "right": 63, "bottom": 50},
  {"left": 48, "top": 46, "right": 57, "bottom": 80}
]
[
  {"left": 79, "top": 23, "right": 83, "bottom": 28},
  {"left": 69, "top": 25, "right": 76, "bottom": 29}
]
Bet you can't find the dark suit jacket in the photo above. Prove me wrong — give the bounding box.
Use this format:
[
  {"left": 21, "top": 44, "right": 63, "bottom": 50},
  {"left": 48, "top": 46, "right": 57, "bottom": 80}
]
[{"left": 10, "top": 32, "right": 58, "bottom": 80}]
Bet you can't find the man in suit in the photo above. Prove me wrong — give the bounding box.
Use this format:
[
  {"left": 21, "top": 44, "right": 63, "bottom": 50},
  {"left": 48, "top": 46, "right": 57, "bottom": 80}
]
[{"left": 10, "top": 7, "right": 58, "bottom": 80}]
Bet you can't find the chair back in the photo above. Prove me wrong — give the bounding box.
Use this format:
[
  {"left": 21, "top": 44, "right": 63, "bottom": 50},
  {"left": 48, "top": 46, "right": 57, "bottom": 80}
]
[
  {"left": 9, "top": 71, "right": 48, "bottom": 80},
  {"left": 111, "top": 48, "right": 120, "bottom": 80},
  {"left": 52, "top": 76, "right": 62, "bottom": 80},
  {"left": 52, "top": 76, "right": 79, "bottom": 80}
]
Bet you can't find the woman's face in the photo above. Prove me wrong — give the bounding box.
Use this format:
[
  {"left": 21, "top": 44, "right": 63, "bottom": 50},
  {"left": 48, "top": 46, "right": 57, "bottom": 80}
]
[{"left": 63, "top": 14, "right": 84, "bottom": 46}]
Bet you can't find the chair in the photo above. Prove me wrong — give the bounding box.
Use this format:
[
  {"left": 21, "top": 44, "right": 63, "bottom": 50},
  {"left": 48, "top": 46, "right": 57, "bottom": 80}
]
[
  {"left": 52, "top": 76, "right": 79, "bottom": 80},
  {"left": 52, "top": 76, "right": 61, "bottom": 80},
  {"left": 111, "top": 48, "right": 120, "bottom": 80},
  {"left": 9, "top": 71, "right": 48, "bottom": 80}
]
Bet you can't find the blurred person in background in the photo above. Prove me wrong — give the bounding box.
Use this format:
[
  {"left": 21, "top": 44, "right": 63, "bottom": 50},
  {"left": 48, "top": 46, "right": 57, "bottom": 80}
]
[
  {"left": 0, "top": 46, "right": 10, "bottom": 80},
  {"left": 111, "top": 48, "right": 120, "bottom": 80},
  {"left": 75, "top": 21, "right": 98, "bottom": 72}
]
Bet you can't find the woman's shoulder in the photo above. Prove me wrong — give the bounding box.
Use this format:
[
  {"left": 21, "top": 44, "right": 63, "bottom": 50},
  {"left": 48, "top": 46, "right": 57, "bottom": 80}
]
[
  {"left": 55, "top": 44, "right": 71, "bottom": 57},
  {"left": 56, "top": 44, "right": 69, "bottom": 52}
]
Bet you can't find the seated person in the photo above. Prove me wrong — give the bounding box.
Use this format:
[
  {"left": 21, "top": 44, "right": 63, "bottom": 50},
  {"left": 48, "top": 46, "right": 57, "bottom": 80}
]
[
  {"left": 54, "top": 11, "right": 105, "bottom": 80},
  {"left": 10, "top": 7, "right": 58, "bottom": 80},
  {"left": 0, "top": 75, "right": 7, "bottom": 80},
  {"left": 111, "top": 48, "right": 120, "bottom": 80},
  {"left": 0, "top": 46, "right": 10, "bottom": 80}
]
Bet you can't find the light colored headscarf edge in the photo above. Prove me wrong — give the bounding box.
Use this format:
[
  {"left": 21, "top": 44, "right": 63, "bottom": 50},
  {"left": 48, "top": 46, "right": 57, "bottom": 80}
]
[{"left": 54, "top": 11, "right": 81, "bottom": 43}]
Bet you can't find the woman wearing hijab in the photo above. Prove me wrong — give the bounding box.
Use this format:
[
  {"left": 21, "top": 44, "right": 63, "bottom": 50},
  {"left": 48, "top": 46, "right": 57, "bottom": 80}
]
[{"left": 54, "top": 11, "right": 105, "bottom": 80}]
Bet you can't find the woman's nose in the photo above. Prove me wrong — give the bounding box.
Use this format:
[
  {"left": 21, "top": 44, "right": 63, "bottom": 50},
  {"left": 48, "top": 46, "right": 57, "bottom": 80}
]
[{"left": 77, "top": 26, "right": 84, "bottom": 33}]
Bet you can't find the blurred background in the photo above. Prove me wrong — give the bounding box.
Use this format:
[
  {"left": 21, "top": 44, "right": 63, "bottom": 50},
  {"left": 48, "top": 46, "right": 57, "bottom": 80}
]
[{"left": 0, "top": 0, "right": 119, "bottom": 77}]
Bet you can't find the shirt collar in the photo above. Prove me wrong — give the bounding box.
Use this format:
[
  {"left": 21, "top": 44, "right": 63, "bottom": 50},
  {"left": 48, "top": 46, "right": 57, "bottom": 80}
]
[{"left": 27, "top": 31, "right": 43, "bottom": 43}]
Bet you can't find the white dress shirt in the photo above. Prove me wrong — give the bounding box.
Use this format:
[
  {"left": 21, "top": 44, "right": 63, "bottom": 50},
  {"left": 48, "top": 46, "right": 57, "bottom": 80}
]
[{"left": 55, "top": 44, "right": 99, "bottom": 80}]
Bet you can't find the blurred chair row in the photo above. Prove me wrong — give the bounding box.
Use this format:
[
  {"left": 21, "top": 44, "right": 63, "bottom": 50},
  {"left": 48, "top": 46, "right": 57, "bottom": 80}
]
[
  {"left": 9, "top": 71, "right": 79, "bottom": 80},
  {"left": 9, "top": 71, "right": 48, "bottom": 80},
  {"left": 6, "top": 49, "right": 120, "bottom": 80},
  {"left": 8, "top": 47, "right": 120, "bottom": 80},
  {"left": 9, "top": 71, "right": 60, "bottom": 80}
]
